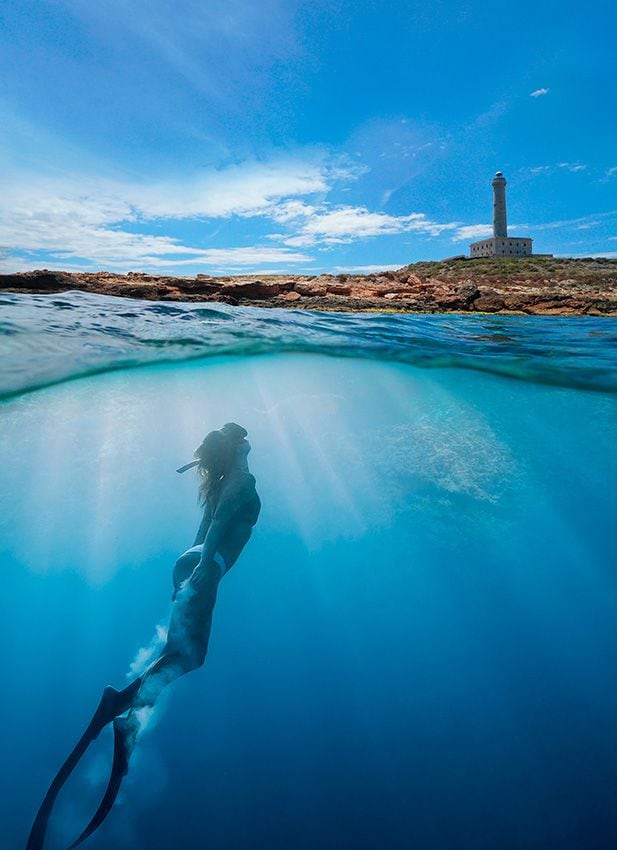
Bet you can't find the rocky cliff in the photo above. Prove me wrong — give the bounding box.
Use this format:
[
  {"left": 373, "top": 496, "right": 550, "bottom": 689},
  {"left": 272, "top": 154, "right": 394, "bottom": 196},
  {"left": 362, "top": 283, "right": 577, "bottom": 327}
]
[{"left": 2, "top": 257, "right": 616, "bottom": 315}]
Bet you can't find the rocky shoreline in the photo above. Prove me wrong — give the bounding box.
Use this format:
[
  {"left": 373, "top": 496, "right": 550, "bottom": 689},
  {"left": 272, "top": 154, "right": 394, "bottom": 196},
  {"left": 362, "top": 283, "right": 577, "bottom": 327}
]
[{"left": 2, "top": 257, "right": 616, "bottom": 315}]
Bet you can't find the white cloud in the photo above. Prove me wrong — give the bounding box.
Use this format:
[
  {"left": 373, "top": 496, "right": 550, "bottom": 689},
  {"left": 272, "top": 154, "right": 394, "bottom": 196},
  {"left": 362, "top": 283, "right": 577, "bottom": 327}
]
[
  {"left": 525, "top": 165, "right": 553, "bottom": 176},
  {"left": 0, "top": 252, "right": 41, "bottom": 273},
  {"left": 0, "top": 156, "right": 332, "bottom": 270},
  {"left": 530, "top": 87, "right": 550, "bottom": 97},
  {"left": 532, "top": 210, "right": 617, "bottom": 230},
  {"left": 558, "top": 162, "right": 587, "bottom": 172},
  {"left": 452, "top": 224, "right": 493, "bottom": 242},
  {"left": 293, "top": 207, "right": 408, "bottom": 244},
  {"left": 560, "top": 252, "right": 617, "bottom": 259},
  {"left": 333, "top": 264, "right": 405, "bottom": 273},
  {"left": 268, "top": 200, "right": 319, "bottom": 223},
  {"left": 127, "top": 159, "right": 330, "bottom": 219},
  {"left": 276, "top": 205, "right": 459, "bottom": 247},
  {"left": 151, "top": 247, "right": 312, "bottom": 267},
  {"left": 522, "top": 162, "right": 587, "bottom": 177},
  {"left": 605, "top": 166, "right": 617, "bottom": 178}
]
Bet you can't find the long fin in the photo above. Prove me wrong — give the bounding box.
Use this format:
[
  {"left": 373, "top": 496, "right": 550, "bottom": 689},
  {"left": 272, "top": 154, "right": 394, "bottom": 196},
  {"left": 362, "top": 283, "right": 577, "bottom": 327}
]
[
  {"left": 66, "top": 716, "right": 136, "bottom": 849},
  {"left": 26, "top": 683, "right": 139, "bottom": 850}
]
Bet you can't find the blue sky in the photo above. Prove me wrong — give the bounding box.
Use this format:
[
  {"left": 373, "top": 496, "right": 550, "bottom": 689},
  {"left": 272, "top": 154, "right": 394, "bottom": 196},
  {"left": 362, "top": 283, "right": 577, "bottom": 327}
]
[{"left": 1, "top": 0, "right": 615, "bottom": 274}]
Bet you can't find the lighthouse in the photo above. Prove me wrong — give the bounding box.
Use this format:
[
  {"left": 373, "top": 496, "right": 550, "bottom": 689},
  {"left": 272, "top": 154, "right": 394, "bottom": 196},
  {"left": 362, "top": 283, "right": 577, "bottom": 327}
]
[
  {"left": 492, "top": 171, "right": 507, "bottom": 237},
  {"left": 469, "top": 172, "right": 533, "bottom": 258}
]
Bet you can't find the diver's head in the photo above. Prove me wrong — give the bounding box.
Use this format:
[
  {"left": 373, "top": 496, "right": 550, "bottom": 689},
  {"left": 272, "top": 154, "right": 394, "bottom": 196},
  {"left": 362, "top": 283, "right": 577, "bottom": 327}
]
[{"left": 193, "top": 423, "right": 248, "bottom": 503}]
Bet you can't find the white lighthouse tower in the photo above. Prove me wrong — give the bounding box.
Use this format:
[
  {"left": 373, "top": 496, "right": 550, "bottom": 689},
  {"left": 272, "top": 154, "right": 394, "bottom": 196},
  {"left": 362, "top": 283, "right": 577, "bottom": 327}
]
[
  {"left": 492, "top": 171, "right": 507, "bottom": 237},
  {"left": 469, "top": 172, "right": 533, "bottom": 258}
]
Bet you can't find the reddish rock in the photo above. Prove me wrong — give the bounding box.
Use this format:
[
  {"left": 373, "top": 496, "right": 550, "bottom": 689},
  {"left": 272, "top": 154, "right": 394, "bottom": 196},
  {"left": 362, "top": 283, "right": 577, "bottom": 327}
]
[
  {"left": 295, "top": 282, "right": 327, "bottom": 296},
  {"left": 0, "top": 270, "right": 75, "bottom": 290},
  {"left": 455, "top": 283, "right": 480, "bottom": 303},
  {"left": 503, "top": 293, "right": 532, "bottom": 312},
  {"left": 378, "top": 284, "right": 412, "bottom": 294},
  {"left": 326, "top": 283, "right": 353, "bottom": 295},
  {"left": 474, "top": 290, "right": 506, "bottom": 312},
  {"left": 171, "top": 279, "right": 221, "bottom": 295},
  {"left": 223, "top": 281, "right": 281, "bottom": 299},
  {"left": 401, "top": 273, "right": 423, "bottom": 286},
  {"left": 436, "top": 294, "right": 466, "bottom": 309},
  {"left": 345, "top": 286, "right": 376, "bottom": 298}
]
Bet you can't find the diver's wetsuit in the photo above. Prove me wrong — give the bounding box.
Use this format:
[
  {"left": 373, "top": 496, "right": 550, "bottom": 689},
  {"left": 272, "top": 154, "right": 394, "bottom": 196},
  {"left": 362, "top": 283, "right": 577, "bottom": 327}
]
[
  {"left": 174, "top": 438, "right": 260, "bottom": 590},
  {"left": 159, "top": 437, "right": 261, "bottom": 676}
]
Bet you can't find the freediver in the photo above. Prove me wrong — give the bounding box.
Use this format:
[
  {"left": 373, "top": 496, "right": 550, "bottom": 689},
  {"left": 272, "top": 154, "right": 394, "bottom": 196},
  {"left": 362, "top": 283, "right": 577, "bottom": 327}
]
[{"left": 26, "top": 422, "right": 261, "bottom": 850}]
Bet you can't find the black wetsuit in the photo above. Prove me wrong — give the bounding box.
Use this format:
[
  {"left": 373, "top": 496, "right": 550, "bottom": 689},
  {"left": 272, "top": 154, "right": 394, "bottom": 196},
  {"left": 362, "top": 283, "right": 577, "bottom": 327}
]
[
  {"left": 172, "top": 446, "right": 261, "bottom": 592},
  {"left": 167, "top": 440, "right": 261, "bottom": 668}
]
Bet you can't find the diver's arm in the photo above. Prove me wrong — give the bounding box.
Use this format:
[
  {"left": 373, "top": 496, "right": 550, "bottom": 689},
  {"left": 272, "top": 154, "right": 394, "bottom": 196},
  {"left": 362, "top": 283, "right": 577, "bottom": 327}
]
[
  {"left": 192, "top": 510, "right": 211, "bottom": 547},
  {"left": 189, "top": 474, "right": 254, "bottom": 584},
  {"left": 190, "top": 483, "right": 242, "bottom": 582},
  {"left": 189, "top": 518, "right": 226, "bottom": 588},
  {"left": 199, "top": 518, "right": 226, "bottom": 567}
]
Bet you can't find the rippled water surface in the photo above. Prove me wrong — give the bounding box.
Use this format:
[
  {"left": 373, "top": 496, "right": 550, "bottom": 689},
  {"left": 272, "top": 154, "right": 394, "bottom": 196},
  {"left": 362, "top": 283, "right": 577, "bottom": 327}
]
[
  {"left": 1, "top": 292, "right": 617, "bottom": 850},
  {"left": 1, "top": 290, "right": 616, "bottom": 397}
]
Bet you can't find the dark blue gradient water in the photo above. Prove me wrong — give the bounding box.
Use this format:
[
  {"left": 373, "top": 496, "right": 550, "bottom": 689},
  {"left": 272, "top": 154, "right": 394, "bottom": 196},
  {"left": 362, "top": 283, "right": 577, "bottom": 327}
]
[{"left": 1, "top": 293, "right": 616, "bottom": 850}]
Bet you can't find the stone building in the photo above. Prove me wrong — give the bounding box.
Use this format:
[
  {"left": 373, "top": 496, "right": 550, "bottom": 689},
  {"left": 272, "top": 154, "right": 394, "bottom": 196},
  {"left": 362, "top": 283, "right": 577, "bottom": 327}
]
[{"left": 470, "top": 172, "right": 532, "bottom": 257}]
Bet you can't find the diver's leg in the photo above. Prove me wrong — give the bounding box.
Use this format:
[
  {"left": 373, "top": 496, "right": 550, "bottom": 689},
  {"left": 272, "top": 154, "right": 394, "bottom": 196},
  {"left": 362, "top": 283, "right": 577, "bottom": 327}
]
[
  {"left": 67, "top": 562, "right": 223, "bottom": 848},
  {"left": 27, "top": 552, "right": 213, "bottom": 850},
  {"left": 25, "top": 678, "right": 142, "bottom": 850},
  {"left": 66, "top": 717, "right": 135, "bottom": 849},
  {"left": 171, "top": 546, "right": 202, "bottom": 601}
]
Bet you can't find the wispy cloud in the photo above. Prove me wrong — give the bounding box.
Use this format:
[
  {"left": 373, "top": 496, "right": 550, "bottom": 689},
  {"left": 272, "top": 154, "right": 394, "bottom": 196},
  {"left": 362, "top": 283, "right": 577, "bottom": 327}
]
[
  {"left": 530, "top": 87, "right": 550, "bottom": 97},
  {"left": 560, "top": 252, "right": 617, "bottom": 259},
  {"left": 452, "top": 211, "right": 617, "bottom": 245},
  {"left": 333, "top": 264, "right": 405, "bottom": 273},
  {"left": 606, "top": 166, "right": 617, "bottom": 179},
  {"left": 524, "top": 165, "right": 553, "bottom": 176},
  {"left": 558, "top": 162, "right": 587, "bottom": 172},
  {"left": 451, "top": 224, "right": 493, "bottom": 242},
  {"left": 0, "top": 156, "right": 336, "bottom": 271},
  {"left": 61, "top": 0, "right": 301, "bottom": 110},
  {"left": 531, "top": 210, "right": 617, "bottom": 230},
  {"left": 0, "top": 252, "right": 38, "bottom": 274},
  {"left": 0, "top": 159, "right": 452, "bottom": 270},
  {"left": 521, "top": 162, "right": 587, "bottom": 177},
  {"left": 272, "top": 205, "right": 459, "bottom": 247},
  {"left": 124, "top": 158, "right": 334, "bottom": 219},
  {"left": 472, "top": 101, "right": 508, "bottom": 128}
]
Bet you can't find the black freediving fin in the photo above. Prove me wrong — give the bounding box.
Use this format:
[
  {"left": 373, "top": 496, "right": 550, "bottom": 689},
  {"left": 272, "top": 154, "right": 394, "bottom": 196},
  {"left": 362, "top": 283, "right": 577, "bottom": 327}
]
[
  {"left": 66, "top": 716, "right": 137, "bottom": 849},
  {"left": 26, "top": 683, "right": 140, "bottom": 850}
]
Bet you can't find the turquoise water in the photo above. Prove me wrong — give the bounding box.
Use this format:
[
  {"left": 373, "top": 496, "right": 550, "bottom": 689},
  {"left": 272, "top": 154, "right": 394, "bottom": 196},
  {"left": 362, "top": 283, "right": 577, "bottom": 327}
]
[{"left": 1, "top": 293, "right": 617, "bottom": 849}]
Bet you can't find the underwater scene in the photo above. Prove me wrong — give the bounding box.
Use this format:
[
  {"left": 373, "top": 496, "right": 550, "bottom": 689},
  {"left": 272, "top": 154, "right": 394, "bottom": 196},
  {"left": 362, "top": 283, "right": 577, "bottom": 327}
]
[{"left": 2, "top": 292, "right": 617, "bottom": 850}]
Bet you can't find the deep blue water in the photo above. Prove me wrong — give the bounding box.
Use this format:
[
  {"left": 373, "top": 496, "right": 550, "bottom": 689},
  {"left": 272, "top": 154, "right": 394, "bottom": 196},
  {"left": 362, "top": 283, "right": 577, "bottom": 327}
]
[{"left": 1, "top": 292, "right": 617, "bottom": 850}]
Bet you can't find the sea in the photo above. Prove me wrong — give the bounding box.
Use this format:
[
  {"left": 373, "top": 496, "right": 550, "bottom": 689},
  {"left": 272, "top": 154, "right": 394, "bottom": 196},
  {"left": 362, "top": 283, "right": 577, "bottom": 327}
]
[{"left": 1, "top": 291, "right": 617, "bottom": 850}]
